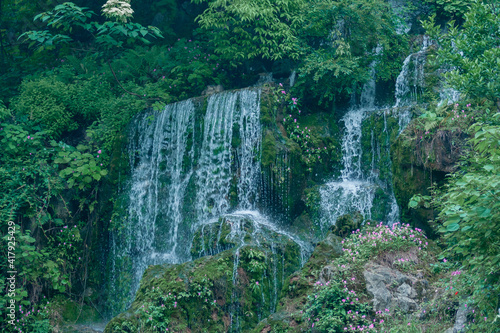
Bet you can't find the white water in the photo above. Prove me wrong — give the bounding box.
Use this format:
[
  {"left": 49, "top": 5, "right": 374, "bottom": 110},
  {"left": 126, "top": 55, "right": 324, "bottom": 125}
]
[
  {"left": 395, "top": 36, "right": 430, "bottom": 133},
  {"left": 113, "top": 89, "right": 267, "bottom": 308},
  {"left": 111, "top": 88, "right": 314, "bottom": 318},
  {"left": 125, "top": 99, "right": 196, "bottom": 294},
  {"left": 320, "top": 46, "right": 400, "bottom": 229}
]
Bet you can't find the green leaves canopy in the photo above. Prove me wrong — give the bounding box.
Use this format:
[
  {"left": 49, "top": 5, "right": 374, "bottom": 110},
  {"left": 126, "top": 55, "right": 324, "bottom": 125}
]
[
  {"left": 192, "top": 0, "right": 305, "bottom": 63},
  {"left": 436, "top": 115, "right": 500, "bottom": 319},
  {"left": 296, "top": 0, "right": 406, "bottom": 104},
  {"left": 424, "top": 2, "right": 500, "bottom": 109}
]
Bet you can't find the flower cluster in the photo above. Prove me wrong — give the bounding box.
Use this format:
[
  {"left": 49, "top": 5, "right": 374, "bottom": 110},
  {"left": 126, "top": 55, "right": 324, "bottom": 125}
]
[
  {"left": 449, "top": 103, "right": 473, "bottom": 129},
  {"left": 10, "top": 299, "right": 51, "bottom": 333},
  {"left": 275, "top": 85, "right": 332, "bottom": 171},
  {"left": 338, "top": 222, "right": 429, "bottom": 271},
  {"left": 102, "top": 0, "right": 134, "bottom": 23}
]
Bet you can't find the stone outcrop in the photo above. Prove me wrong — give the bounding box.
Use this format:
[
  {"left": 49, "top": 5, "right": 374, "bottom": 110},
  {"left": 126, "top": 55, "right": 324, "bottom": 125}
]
[{"left": 363, "top": 262, "right": 429, "bottom": 313}]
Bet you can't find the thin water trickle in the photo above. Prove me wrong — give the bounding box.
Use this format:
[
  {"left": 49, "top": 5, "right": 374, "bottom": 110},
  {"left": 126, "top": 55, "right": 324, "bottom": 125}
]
[{"left": 395, "top": 36, "right": 430, "bottom": 133}]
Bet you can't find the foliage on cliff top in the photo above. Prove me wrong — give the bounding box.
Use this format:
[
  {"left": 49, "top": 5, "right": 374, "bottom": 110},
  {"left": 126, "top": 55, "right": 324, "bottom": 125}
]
[
  {"left": 432, "top": 114, "right": 500, "bottom": 329},
  {"left": 424, "top": 1, "right": 500, "bottom": 111}
]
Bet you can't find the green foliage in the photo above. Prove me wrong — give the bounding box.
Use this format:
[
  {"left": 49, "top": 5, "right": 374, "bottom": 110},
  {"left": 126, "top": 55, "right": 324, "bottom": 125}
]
[
  {"left": 192, "top": 0, "right": 305, "bottom": 64},
  {"left": 434, "top": 114, "right": 500, "bottom": 327},
  {"left": 275, "top": 86, "right": 335, "bottom": 171},
  {"left": 424, "top": 0, "right": 475, "bottom": 18},
  {"left": 112, "top": 40, "right": 225, "bottom": 100},
  {"left": 0, "top": 120, "right": 107, "bottom": 332},
  {"left": 13, "top": 77, "right": 78, "bottom": 138},
  {"left": 296, "top": 0, "right": 406, "bottom": 104},
  {"left": 424, "top": 2, "right": 500, "bottom": 110},
  {"left": 54, "top": 143, "right": 108, "bottom": 191},
  {"left": 305, "top": 279, "right": 374, "bottom": 331},
  {"left": 19, "top": 2, "right": 163, "bottom": 52}
]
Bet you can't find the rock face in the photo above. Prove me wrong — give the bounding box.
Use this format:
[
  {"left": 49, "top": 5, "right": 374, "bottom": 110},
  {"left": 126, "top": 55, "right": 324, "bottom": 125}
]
[
  {"left": 363, "top": 262, "right": 428, "bottom": 313},
  {"left": 391, "top": 126, "right": 468, "bottom": 233}
]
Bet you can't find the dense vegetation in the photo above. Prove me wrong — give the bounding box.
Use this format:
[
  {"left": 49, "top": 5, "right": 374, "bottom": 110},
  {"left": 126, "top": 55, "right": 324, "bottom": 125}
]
[{"left": 0, "top": 0, "right": 498, "bottom": 332}]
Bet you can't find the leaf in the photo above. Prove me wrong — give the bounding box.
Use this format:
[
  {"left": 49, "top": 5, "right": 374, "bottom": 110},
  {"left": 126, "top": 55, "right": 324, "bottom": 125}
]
[
  {"left": 409, "top": 200, "right": 418, "bottom": 208},
  {"left": 483, "top": 164, "right": 494, "bottom": 171},
  {"left": 446, "top": 223, "right": 460, "bottom": 232}
]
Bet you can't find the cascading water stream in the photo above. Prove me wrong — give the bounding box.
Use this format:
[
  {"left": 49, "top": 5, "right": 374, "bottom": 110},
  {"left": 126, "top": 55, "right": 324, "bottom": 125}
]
[
  {"left": 111, "top": 89, "right": 266, "bottom": 309},
  {"left": 395, "top": 36, "right": 430, "bottom": 133},
  {"left": 320, "top": 46, "right": 401, "bottom": 229}
]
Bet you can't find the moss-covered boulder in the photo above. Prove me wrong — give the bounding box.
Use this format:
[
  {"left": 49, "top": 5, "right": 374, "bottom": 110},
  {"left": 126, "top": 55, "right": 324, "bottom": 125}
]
[
  {"left": 104, "top": 212, "right": 309, "bottom": 333},
  {"left": 252, "top": 223, "right": 464, "bottom": 333},
  {"left": 250, "top": 231, "right": 343, "bottom": 332}
]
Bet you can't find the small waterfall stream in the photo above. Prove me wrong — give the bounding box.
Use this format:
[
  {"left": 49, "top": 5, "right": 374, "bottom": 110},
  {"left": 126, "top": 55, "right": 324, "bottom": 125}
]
[
  {"left": 395, "top": 36, "right": 430, "bottom": 133},
  {"left": 320, "top": 36, "right": 437, "bottom": 230}
]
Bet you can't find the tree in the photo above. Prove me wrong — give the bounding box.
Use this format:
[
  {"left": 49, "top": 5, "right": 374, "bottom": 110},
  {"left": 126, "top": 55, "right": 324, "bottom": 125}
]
[
  {"left": 435, "top": 116, "right": 500, "bottom": 329},
  {"left": 192, "top": 0, "right": 305, "bottom": 64},
  {"left": 295, "top": 0, "right": 406, "bottom": 104},
  {"left": 19, "top": 1, "right": 162, "bottom": 53},
  {"left": 424, "top": 1, "right": 500, "bottom": 110}
]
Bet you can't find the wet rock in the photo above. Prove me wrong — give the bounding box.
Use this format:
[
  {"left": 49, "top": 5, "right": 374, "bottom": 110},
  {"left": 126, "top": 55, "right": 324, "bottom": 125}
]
[{"left": 202, "top": 85, "right": 224, "bottom": 95}]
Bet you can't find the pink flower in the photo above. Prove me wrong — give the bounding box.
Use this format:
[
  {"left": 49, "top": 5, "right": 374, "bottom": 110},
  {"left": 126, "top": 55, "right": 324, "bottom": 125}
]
[{"left": 98, "top": 150, "right": 102, "bottom": 154}]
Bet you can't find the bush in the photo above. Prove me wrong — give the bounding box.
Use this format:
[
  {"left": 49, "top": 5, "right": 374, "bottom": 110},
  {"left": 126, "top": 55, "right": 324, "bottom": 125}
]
[{"left": 14, "top": 77, "right": 77, "bottom": 138}]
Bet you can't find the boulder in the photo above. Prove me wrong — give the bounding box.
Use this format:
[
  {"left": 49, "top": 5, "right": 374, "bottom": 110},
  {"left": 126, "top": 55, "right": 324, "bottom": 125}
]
[{"left": 363, "top": 262, "right": 428, "bottom": 313}]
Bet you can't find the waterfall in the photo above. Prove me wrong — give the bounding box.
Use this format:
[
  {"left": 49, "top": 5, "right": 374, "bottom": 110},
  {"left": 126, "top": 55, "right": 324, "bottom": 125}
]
[
  {"left": 320, "top": 46, "right": 401, "bottom": 230},
  {"left": 395, "top": 36, "right": 430, "bottom": 133},
  {"left": 111, "top": 89, "right": 268, "bottom": 311},
  {"left": 125, "top": 99, "right": 196, "bottom": 297},
  {"left": 109, "top": 88, "right": 313, "bottom": 320}
]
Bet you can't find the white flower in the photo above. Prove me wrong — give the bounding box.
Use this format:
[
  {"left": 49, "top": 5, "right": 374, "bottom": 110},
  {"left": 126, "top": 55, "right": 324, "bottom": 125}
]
[{"left": 102, "top": 0, "right": 134, "bottom": 22}]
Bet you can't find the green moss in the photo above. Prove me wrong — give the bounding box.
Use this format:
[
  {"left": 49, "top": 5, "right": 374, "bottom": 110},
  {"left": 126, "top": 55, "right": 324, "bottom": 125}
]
[
  {"left": 331, "top": 212, "right": 364, "bottom": 238},
  {"left": 391, "top": 128, "right": 439, "bottom": 235},
  {"left": 262, "top": 131, "right": 278, "bottom": 167}
]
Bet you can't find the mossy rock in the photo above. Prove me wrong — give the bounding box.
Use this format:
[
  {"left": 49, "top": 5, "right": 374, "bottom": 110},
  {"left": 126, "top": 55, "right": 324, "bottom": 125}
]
[
  {"left": 250, "top": 232, "right": 343, "bottom": 333},
  {"left": 331, "top": 212, "right": 364, "bottom": 238},
  {"left": 105, "top": 217, "right": 306, "bottom": 333}
]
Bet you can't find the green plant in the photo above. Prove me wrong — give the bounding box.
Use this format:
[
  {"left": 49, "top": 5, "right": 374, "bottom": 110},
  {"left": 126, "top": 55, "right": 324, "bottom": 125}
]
[
  {"left": 296, "top": 0, "right": 406, "bottom": 104},
  {"left": 19, "top": 1, "right": 163, "bottom": 52},
  {"left": 433, "top": 114, "right": 500, "bottom": 330},
  {"left": 192, "top": 0, "right": 305, "bottom": 64},
  {"left": 424, "top": 2, "right": 500, "bottom": 111},
  {"left": 275, "top": 85, "right": 334, "bottom": 171},
  {"left": 305, "top": 279, "right": 375, "bottom": 331},
  {"left": 54, "top": 143, "right": 108, "bottom": 191},
  {"left": 424, "top": 0, "right": 475, "bottom": 18}
]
